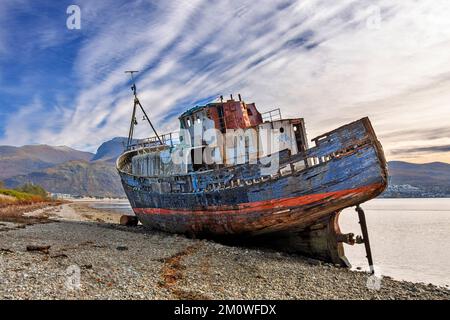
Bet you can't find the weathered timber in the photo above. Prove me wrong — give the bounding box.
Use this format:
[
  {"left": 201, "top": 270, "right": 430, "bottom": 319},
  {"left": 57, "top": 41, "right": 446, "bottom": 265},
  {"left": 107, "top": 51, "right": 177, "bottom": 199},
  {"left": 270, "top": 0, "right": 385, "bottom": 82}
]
[
  {"left": 116, "top": 92, "right": 388, "bottom": 267},
  {"left": 249, "top": 211, "right": 351, "bottom": 267}
]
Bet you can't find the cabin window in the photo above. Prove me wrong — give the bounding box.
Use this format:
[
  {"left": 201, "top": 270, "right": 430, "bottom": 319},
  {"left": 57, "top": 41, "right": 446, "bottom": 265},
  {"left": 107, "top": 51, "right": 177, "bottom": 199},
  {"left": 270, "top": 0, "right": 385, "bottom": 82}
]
[
  {"left": 197, "top": 116, "right": 201, "bottom": 124},
  {"left": 280, "top": 127, "right": 285, "bottom": 133},
  {"left": 186, "top": 118, "right": 192, "bottom": 127},
  {"left": 247, "top": 109, "right": 253, "bottom": 116},
  {"left": 293, "top": 123, "right": 307, "bottom": 153}
]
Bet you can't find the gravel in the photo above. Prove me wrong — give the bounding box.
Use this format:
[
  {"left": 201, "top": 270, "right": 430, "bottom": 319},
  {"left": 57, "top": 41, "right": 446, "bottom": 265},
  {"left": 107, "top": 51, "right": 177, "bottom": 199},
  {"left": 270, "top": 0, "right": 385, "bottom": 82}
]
[{"left": 0, "top": 204, "right": 449, "bottom": 300}]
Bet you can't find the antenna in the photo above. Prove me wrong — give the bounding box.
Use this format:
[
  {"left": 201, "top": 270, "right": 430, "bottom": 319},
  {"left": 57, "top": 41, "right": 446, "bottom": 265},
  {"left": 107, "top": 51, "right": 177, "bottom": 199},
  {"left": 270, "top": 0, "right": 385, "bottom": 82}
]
[
  {"left": 124, "top": 71, "right": 163, "bottom": 148},
  {"left": 125, "top": 71, "right": 139, "bottom": 96}
]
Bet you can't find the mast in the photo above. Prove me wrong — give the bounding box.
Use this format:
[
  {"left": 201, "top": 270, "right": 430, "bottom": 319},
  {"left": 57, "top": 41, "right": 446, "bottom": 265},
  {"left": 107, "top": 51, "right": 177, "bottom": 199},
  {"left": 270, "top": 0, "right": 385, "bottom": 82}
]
[{"left": 125, "top": 71, "right": 163, "bottom": 148}]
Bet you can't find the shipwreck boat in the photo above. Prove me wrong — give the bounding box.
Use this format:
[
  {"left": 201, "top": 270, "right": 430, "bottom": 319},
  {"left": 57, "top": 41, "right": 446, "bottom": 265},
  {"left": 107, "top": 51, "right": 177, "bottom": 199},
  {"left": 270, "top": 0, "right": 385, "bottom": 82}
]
[{"left": 117, "top": 75, "right": 388, "bottom": 268}]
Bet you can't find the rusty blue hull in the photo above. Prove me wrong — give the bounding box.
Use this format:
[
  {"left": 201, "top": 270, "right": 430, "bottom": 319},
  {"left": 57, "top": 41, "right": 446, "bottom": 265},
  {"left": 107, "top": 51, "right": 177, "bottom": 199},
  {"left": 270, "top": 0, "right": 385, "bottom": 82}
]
[{"left": 117, "top": 117, "right": 388, "bottom": 238}]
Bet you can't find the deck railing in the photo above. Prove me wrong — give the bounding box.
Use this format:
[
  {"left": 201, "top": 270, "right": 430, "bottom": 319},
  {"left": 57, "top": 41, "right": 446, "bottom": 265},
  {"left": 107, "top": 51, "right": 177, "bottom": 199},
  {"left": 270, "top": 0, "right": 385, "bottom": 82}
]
[
  {"left": 127, "top": 132, "right": 180, "bottom": 151},
  {"left": 261, "top": 108, "right": 282, "bottom": 122}
]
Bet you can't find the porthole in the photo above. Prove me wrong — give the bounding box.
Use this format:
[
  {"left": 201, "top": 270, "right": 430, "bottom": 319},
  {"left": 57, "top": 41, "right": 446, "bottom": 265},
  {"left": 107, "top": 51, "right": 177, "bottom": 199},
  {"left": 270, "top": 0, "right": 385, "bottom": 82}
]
[{"left": 280, "top": 127, "right": 285, "bottom": 133}]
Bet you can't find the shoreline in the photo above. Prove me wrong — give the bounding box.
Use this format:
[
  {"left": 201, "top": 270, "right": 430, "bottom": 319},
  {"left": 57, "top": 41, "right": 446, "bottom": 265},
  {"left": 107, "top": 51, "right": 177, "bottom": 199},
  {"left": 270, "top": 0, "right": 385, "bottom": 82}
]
[{"left": 0, "top": 203, "right": 449, "bottom": 300}]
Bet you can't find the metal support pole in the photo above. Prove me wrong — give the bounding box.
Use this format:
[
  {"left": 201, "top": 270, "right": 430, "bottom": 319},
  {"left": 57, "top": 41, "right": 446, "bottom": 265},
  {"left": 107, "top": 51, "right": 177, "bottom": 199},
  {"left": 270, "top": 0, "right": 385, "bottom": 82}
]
[
  {"left": 127, "top": 102, "right": 138, "bottom": 148},
  {"left": 137, "top": 100, "right": 163, "bottom": 145},
  {"left": 125, "top": 70, "right": 163, "bottom": 147},
  {"left": 356, "top": 205, "right": 375, "bottom": 274}
]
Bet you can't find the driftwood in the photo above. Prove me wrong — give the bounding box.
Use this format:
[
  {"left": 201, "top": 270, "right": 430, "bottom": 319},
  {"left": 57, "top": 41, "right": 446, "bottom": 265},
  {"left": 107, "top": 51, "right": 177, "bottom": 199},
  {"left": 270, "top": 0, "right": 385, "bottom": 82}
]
[
  {"left": 26, "top": 245, "right": 51, "bottom": 254},
  {"left": 120, "top": 215, "right": 139, "bottom": 227}
]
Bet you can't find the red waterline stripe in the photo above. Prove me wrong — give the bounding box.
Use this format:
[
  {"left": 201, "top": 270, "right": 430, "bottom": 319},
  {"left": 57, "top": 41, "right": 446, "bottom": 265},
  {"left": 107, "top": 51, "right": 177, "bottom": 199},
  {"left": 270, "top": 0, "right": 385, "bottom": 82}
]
[{"left": 133, "top": 183, "right": 382, "bottom": 216}]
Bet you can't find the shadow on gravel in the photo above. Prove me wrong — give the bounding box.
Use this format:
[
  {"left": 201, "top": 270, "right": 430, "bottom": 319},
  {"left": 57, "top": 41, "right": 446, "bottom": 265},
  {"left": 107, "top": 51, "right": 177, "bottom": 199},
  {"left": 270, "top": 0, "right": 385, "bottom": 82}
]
[{"left": 91, "top": 221, "right": 315, "bottom": 265}]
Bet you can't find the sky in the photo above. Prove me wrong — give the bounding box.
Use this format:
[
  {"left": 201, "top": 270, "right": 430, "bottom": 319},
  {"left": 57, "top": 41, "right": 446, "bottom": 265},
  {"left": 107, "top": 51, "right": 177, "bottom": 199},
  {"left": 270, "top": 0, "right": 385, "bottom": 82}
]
[{"left": 0, "top": 0, "right": 449, "bottom": 163}]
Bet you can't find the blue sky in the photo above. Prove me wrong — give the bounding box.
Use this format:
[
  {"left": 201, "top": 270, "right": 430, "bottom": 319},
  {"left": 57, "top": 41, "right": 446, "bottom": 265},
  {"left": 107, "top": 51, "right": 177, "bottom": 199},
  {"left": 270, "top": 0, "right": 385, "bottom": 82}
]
[{"left": 0, "top": 0, "right": 449, "bottom": 163}]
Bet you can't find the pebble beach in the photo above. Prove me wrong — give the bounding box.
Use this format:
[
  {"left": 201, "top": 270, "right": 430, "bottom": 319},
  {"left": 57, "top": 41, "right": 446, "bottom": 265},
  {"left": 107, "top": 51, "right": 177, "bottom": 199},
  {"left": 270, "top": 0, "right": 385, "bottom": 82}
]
[{"left": 0, "top": 203, "right": 449, "bottom": 300}]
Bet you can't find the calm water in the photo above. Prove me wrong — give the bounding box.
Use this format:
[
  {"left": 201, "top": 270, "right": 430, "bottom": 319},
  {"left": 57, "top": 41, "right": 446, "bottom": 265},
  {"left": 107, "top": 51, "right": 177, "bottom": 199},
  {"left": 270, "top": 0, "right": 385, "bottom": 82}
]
[
  {"left": 341, "top": 199, "right": 450, "bottom": 287},
  {"left": 87, "top": 200, "right": 134, "bottom": 215},
  {"left": 89, "top": 198, "right": 450, "bottom": 287}
]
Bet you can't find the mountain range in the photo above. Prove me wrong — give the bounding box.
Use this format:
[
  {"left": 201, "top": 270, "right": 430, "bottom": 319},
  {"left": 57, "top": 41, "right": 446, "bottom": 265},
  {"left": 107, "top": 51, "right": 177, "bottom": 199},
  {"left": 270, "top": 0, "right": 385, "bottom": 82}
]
[
  {"left": 0, "top": 139, "right": 449, "bottom": 198},
  {"left": 1, "top": 138, "right": 129, "bottom": 198},
  {"left": 383, "top": 161, "right": 450, "bottom": 198},
  {"left": 0, "top": 145, "right": 93, "bottom": 180}
]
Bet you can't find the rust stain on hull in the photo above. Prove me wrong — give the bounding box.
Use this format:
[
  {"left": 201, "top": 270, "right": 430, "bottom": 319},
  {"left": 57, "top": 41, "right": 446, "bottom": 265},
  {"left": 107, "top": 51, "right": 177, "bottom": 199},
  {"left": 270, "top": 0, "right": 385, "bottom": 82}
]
[{"left": 134, "top": 183, "right": 384, "bottom": 236}]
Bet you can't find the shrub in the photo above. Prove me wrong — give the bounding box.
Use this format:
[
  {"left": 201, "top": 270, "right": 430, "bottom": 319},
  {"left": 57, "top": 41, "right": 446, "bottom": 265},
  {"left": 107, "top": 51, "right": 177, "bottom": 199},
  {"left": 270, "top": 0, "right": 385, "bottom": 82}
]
[
  {"left": 15, "top": 183, "right": 48, "bottom": 199},
  {"left": 0, "top": 189, "right": 42, "bottom": 202}
]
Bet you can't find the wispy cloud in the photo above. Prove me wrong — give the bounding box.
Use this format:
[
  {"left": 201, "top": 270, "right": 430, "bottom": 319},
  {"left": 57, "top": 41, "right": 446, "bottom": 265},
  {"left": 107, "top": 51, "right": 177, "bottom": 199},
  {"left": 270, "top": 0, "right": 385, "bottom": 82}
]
[
  {"left": 382, "top": 127, "right": 450, "bottom": 143},
  {"left": 0, "top": 0, "right": 450, "bottom": 164},
  {"left": 391, "top": 145, "right": 450, "bottom": 155}
]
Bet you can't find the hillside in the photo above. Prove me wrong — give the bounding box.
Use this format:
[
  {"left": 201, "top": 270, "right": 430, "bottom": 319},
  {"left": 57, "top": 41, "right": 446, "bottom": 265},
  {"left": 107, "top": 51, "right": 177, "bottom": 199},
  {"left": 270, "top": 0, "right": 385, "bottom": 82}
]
[
  {"left": 5, "top": 160, "right": 124, "bottom": 198},
  {"left": 383, "top": 161, "right": 450, "bottom": 198},
  {"left": 0, "top": 145, "right": 94, "bottom": 180},
  {"left": 1, "top": 138, "right": 128, "bottom": 198},
  {"left": 388, "top": 161, "right": 450, "bottom": 186},
  {"left": 91, "top": 137, "right": 128, "bottom": 163}
]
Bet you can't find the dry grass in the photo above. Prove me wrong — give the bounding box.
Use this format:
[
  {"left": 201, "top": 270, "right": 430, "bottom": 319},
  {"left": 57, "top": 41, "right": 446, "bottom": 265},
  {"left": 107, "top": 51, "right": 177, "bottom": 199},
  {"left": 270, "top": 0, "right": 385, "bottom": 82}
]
[
  {"left": 0, "top": 189, "right": 47, "bottom": 210},
  {"left": 0, "top": 194, "right": 16, "bottom": 202},
  {"left": 1, "top": 202, "right": 49, "bottom": 216},
  {"left": 0, "top": 189, "right": 65, "bottom": 224},
  {"left": 1, "top": 203, "right": 47, "bottom": 224}
]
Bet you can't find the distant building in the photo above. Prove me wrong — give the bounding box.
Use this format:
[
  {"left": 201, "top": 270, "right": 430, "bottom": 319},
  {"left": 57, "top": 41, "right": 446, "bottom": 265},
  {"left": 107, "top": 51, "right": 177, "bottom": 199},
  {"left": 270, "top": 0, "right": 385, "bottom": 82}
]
[{"left": 50, "top": 193, "right": 75, "bottom": 200}]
